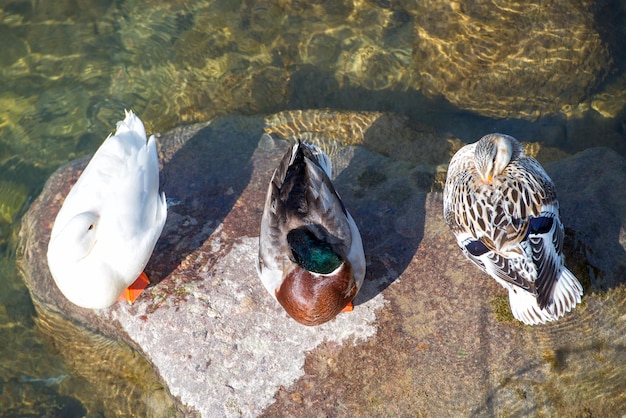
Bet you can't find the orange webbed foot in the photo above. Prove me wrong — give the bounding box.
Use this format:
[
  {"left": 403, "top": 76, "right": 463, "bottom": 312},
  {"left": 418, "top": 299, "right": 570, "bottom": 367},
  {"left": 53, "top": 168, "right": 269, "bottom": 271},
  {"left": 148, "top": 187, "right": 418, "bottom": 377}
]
[
  {"left": 341, "top": 302, "right": 354, "bottom": 313},
  {"left": 117, "top": 272, "right": 150, "bottom": 304}
]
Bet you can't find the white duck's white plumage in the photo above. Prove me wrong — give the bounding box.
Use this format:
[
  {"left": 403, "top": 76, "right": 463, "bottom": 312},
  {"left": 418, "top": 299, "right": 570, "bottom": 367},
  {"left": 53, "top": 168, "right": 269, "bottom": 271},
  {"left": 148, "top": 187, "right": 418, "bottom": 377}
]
[
  {"left": 47, "top": 110, "right": 167, "bottom": 309},
  {"left": 443, "top": 133, "right": 583, "bottom": 325},
  {"left": 256, "top": 140, "right": 366, "bottom": 326}
]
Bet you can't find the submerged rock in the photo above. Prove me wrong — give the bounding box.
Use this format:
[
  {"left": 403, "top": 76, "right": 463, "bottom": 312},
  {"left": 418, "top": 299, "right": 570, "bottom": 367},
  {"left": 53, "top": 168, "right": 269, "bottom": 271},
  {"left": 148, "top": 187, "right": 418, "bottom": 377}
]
[
  {"left": 17, "top": 111, "right": 626, "bottom": 416},
  {"left": 412, "top": 0, "right": 613, "bottom": 119}
]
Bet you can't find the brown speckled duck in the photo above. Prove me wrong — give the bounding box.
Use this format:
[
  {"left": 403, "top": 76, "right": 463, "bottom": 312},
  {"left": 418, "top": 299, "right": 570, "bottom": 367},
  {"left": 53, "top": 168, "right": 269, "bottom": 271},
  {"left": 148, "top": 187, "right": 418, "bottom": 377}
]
[{"left": 443, "top": 133, "right": 582, "bottom": 325}]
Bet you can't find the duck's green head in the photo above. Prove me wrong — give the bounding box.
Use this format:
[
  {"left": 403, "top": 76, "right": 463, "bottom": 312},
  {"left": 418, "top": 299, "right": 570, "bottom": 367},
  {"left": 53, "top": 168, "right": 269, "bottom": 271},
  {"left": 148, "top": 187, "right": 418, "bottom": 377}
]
[
  {"left": 287, "top": 228, "right": 342, "bottom": 274},
  {"left": 277, "top": 228, "right": 357, "bottom": 326}
]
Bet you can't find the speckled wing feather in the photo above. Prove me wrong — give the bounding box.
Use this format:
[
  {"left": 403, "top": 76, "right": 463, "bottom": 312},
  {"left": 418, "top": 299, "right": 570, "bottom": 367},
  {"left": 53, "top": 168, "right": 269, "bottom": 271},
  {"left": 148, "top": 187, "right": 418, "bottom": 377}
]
[{"left": 526, "top": 211, "right": 563, "bottom": 309}]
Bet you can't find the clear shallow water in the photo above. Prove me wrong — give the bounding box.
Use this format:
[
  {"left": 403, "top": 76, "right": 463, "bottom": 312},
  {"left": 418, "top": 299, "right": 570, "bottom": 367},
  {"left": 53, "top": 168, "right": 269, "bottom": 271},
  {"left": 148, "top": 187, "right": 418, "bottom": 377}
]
[{"left": 1, "top": 0, "right": 625, "bottom": 416}]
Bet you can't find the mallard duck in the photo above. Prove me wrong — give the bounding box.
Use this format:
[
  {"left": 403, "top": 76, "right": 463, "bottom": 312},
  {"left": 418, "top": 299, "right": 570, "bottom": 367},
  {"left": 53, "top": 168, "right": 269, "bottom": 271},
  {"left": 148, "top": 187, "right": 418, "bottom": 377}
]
[
  {"left": 256, "top": 140, "right": 366, "bottom": 326},
  {"left": 47, "top": 110, "right": 167, "bottom": 309},
  {"left": 443, "top": 133, "right": 583, "bottom": 325}
]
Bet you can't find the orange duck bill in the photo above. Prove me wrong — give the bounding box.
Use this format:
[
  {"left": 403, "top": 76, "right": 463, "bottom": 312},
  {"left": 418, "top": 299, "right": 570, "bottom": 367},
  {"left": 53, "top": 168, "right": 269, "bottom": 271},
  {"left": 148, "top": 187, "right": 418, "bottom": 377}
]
[{"left": 117, "top": 272, "right": 150, "bottom": 304}]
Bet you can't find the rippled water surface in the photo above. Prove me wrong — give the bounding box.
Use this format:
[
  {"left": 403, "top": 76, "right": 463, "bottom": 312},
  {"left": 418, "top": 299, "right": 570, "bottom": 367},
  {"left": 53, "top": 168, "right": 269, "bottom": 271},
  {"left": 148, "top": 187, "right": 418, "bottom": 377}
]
[{"left": 1, "top": 0, "right": 625, "bottom": 415}]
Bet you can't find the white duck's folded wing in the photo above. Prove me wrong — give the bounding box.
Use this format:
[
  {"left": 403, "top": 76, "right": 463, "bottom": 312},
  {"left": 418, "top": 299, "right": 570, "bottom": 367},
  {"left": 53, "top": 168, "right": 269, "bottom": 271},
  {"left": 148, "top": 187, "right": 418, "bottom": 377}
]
[
  {"left": 106, "top": 133, "right": 166, "bottom": 231},
  {"left": 51, "top": 111, "right": 151, "bottom": 239}
]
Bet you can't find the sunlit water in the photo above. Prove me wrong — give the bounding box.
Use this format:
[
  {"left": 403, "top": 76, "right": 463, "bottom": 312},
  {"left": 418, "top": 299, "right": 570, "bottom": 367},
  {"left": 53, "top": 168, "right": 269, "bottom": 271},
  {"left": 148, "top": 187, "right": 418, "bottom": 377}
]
[{"left": 1, "top": 0, "right": 625, "bottom": 416}]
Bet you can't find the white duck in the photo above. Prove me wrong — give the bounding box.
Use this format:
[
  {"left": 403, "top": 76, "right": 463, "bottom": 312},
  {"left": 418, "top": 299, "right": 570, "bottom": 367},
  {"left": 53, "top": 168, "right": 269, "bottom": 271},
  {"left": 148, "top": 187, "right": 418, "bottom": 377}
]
[
  {"left": 257, "top": 140, "right": 366, "bottom": 326},
  {"left": 47, "top": 110, "right": 167, "bottom": 309}
]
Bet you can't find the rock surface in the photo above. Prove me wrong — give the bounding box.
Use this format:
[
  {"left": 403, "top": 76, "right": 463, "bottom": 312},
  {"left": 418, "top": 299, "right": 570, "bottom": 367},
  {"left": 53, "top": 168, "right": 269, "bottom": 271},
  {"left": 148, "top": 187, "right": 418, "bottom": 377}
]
[{"left": 18, "top": 111, "right": 626, "bottom": 417}]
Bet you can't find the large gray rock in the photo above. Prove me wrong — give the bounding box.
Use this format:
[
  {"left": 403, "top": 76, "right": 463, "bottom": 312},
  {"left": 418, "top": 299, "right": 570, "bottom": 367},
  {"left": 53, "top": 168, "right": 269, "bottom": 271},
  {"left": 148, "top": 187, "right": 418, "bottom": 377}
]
[{"left": 18, "top": 111, "right": 626, "bottom": 416}]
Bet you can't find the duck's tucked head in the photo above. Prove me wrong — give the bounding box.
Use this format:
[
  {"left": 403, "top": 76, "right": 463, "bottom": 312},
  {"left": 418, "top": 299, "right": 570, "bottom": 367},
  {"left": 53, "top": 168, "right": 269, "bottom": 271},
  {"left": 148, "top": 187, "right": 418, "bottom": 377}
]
[
  {"left": 48, "top": 211, "right": 99, "bottom": 263},
  {"left": 474, "top": 133, "right": 519, "bottom": 184},
  {"left": 287, "top": 228, "right": 342, "bottom": 274},
  {"left": 276, "top": 228, "right": 357, "bottom": 326}
]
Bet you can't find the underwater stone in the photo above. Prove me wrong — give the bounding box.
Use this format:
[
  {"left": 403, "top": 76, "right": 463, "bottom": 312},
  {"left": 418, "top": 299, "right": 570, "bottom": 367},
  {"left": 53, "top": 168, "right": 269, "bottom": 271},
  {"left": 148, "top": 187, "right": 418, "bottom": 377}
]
[{"left": 412, "top": 0, "right": 613, "bottom": 119}]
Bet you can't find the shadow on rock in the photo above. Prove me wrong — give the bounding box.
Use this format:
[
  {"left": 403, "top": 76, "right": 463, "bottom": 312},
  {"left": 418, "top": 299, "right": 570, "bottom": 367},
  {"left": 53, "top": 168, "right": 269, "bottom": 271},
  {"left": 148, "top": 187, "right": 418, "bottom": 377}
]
[
  {"left": 330, "top": 118, "right": 452, "bottom": 305},
  {"left": 336, "top": 147, "right": 427, "bottom": 306},
  {"left": 547, "top": 147, "right": 626, "bottom": 293},
  {"left": 147, "top": 115, "right": 266, "bottom": 282}
]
